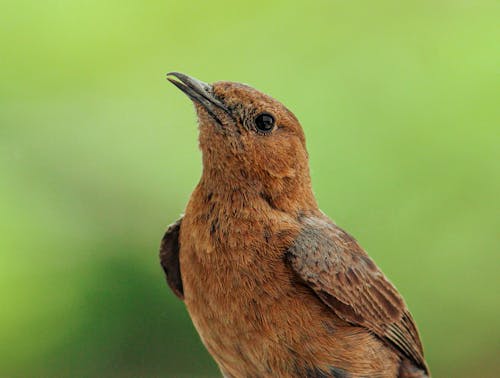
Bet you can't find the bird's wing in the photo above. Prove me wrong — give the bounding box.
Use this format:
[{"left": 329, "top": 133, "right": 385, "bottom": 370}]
[
  {"left": 286, "top": 215, "right": 428, "bottom": 373},
  {"left": 159, "top": 218, "right": 184, "bottom": 300}
]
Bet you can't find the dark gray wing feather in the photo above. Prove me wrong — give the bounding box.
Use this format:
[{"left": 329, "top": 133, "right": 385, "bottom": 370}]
[
  {"left": 159, "top": 218, "right": 184, "bottom": 300},
  {"left": 286, "top": 215, "right": 428, "bottom": 374}
]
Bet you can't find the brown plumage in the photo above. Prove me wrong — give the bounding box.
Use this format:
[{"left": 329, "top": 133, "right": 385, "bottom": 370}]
[{"left": 160, "top": 72, "right": 430, "bottom": 378}]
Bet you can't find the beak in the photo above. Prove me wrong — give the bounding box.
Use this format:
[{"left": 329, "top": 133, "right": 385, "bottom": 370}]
[{"left": 167, "top": 72, "right": 230, "bottom": 125}]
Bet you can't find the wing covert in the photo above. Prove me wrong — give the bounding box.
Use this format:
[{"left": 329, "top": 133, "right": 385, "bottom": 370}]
[
  {"left": 286, "top": 215, "right": 428, "bottom": 374},
  {"left": 159, "top": 218, "right": 184, "bottom": 300}
]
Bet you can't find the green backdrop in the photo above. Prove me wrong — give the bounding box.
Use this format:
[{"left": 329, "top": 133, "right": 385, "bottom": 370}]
[{"left": 1, "top": 1, "right": 498, "bottom": 377}]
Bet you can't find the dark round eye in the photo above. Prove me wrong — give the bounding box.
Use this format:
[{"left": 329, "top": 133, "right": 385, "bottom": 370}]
[{"left": 255, "top": 113, "right": 275, "bottom": 133}]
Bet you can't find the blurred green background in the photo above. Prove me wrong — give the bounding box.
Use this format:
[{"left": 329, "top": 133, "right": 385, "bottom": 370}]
[{"left": 1, "top": 1, "right": 498, "bottom": 377}]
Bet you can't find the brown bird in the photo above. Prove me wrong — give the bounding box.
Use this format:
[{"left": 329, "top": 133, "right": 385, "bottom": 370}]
[{"left": 160, "top": 72, "right": 430, "bottom": 378}]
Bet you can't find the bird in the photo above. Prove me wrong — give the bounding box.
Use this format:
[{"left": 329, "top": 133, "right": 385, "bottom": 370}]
[{"left": 160, "top": 72, "right": 430, "bottom": 378}]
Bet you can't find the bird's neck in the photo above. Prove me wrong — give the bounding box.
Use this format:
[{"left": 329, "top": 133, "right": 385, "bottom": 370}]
[{"left": 198, "top": 167, "right": 318, "bottom": 215}]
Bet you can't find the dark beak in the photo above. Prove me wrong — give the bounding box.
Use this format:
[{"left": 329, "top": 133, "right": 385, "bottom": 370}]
[{"left": 167, "top": 72, "right": 230, "bottom": 125}]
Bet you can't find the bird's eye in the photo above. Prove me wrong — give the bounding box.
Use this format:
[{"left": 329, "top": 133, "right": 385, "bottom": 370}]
[{"left": 254, "top": 113, "right": 275, "bottom": 133}]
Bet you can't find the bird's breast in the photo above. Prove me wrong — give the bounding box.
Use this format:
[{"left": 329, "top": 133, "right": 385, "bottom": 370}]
[{"left": 178, "top": 193, "right": 312, "bottom": 373}]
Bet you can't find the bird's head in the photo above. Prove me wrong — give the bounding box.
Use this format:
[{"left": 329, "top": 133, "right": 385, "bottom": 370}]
[{"left": 167, "top": 72, "right": 316, "bottom": 211}]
